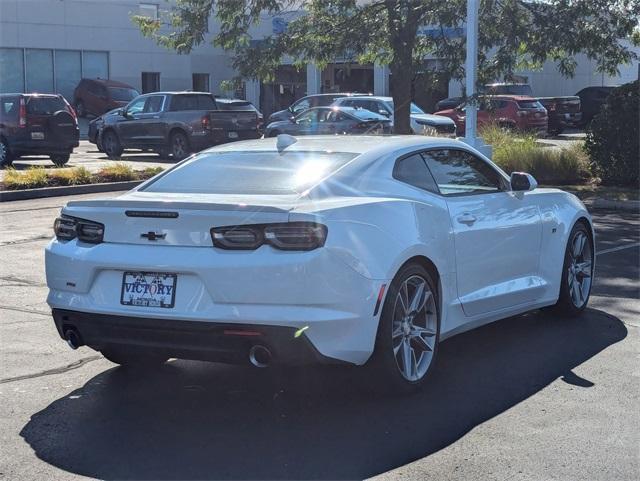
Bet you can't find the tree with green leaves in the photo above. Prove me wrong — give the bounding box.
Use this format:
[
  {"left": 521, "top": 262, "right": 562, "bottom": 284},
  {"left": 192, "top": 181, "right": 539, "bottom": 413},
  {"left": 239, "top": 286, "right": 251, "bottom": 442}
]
[{"left": 135, "top": 0, "right": 640, "bottom": 134}]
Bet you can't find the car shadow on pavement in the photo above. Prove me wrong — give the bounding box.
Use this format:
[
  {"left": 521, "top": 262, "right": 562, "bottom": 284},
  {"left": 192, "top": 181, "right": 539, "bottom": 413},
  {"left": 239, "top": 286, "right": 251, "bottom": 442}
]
[{"left": 20, "top": 308, "right": 626, "bottom": 480}]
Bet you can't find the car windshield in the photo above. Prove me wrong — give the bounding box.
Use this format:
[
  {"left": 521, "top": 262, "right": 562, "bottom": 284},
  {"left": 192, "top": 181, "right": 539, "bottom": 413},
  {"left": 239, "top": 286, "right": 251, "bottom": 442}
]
[
  {"left": 143, "top": 150, "right": 358, "bottom": 195},
  {"left": 217, "top": 101, "right": 255, "bottom": 111},
  {"left": 351, "top": 109, "right": 387, "bottom": 120},
  {"left": 108, "top": 87, "right": 139, "bottom": 101},
  {"left": 385, "top": 101, "right": 425, "bottom": 114},
  {"left": 25, "top": 97, "right": 67, "bottom": 115},
  {"left": 518, "top": 100, "right": 543, "bottom": 109},
  {"left": 485, "top": 84, "right": 533, "bottom": 96}
]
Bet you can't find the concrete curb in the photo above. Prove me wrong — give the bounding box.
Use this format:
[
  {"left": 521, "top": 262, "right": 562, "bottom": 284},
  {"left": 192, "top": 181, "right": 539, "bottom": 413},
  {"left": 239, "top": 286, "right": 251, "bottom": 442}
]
[
  {"left": 587, "top": 198, "right": 640, "bottom": 212},
  {"left": 0, "top": 180, "right": 141, "bottom": 202}
]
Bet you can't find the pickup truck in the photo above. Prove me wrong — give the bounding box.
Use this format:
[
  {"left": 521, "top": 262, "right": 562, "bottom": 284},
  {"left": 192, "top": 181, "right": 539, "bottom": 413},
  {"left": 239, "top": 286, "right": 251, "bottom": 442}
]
[
  {"left": 98, "top": 91, "right": 261, "bottom": 160},
  {"left": 484, "top": 83, "right": 581, "bottom": 135}
]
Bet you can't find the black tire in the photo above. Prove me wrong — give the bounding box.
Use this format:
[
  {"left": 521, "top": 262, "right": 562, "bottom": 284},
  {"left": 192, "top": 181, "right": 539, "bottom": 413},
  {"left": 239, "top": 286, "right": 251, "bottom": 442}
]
[
  {"left": 367, "top": 262, "right": 440, "bottom": 394},
  {"left": 75, "top": 100, "right": 86, "bottom": 118},
  {"left": 554, "top": 222, "right": 594, "bottom": 317},
  {"left": 50, "top": 153, "right": 70, "bottom": 166},
  {"left": 101, "top": 347, "right": 168, "bottom": 368},
  {"left": 0, "top": 138, "right": 13, "bottom": 168},
  {"left": 170, "top": 131, "right": 190, "bottom": 161},
  {"left": 102, "top": 130, "right": 124, "bottom": 159}
]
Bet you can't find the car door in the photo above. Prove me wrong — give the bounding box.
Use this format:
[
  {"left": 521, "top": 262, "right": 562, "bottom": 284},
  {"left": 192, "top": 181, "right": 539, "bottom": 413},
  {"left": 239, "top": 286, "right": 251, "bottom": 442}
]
[
  {"left": 422, "top": 148, "right": 543, "bottom": 317},
  {"left": 135, "top": 95, "right": 166, "bottom": 145},
  {"left": 116, "top": 96, "right": 146, "bottom": 146},
  {"left": 292, "top": 109, "right": 320, "bottom": 135}
]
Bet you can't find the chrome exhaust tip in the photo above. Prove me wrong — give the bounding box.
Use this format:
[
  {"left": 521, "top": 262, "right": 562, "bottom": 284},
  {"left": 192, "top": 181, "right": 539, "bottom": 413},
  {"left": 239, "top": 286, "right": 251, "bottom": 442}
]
[
  {"left": 64, "top": 329, "right": 82, "bottom": 350},
  {"left": 249, "top": 345, "right": 271, "bottom": 368}
]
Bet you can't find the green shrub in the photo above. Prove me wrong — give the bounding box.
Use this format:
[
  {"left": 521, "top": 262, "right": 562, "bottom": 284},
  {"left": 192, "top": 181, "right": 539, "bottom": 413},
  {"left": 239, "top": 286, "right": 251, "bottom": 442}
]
[
  {"left": 480, "top": 125, "right": 591, "bottom": 184},
  {"left": 3, "top": 167, "right": 49, "bottom": 190},
  {"left": 585, "top": 81, "right": 639, "bottom": 187},
  {"left": 97, "top": 163, "right": 135, "bottom": 182},
  {"left": 141, "top": 166, "right": 165, "bottom": 177},
  {"left": 49, "top": 167, "right": 92, "bottom": 186}
]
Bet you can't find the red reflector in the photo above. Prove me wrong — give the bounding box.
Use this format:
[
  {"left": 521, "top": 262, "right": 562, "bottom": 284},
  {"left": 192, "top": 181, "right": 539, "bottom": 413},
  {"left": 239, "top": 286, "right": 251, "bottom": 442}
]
[
  {"left": 223, "top": 330, "right": 262, "bottom": 337},
  {"left": 373, "top": 283, "right": 387, "bottom": 316}
]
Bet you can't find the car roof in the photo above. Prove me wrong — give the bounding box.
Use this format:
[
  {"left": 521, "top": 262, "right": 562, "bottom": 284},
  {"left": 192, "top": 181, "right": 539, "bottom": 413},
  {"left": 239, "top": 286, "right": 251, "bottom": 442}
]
[
  {"left": 0, "top": 93, "right": 62, "bottom": 99},
  {"left": 487, "top": 95, "right": 537, "bottom": 101},
  {"left": 206, "top": 135, "right": 469, "bottom": 157},
  {"left": 82, "top": 78, "right": 134, "bottom": 88},
  {"left": 340, "top": 96, "right": 392, "bottom": 102}
]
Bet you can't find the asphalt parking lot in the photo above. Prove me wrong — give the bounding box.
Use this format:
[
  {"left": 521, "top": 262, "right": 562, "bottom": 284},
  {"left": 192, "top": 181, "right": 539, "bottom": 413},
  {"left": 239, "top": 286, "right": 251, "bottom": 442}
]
[{"left": 0, "top": 194, "right": 638, "bottom": 481}]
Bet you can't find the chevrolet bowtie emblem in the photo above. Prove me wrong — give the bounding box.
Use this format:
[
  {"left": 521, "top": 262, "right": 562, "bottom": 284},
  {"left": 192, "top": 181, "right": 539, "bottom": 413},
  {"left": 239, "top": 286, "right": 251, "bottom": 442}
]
[{"left": 141, "top": 231, "right": 166, "bottom": 241}]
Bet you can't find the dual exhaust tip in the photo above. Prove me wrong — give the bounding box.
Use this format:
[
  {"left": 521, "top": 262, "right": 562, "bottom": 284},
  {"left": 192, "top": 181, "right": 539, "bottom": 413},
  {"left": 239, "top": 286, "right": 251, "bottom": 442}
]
[{"left": 65, "top": 328, "right": 273, "bottom": 368}]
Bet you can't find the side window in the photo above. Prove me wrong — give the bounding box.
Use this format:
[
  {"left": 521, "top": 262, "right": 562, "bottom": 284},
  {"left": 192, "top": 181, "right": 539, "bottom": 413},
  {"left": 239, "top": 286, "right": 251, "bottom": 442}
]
[
  {"left": 292, "top": 98, "right": 310, "bottom": 114},
  {"left": 422, "top": 149, "right": 504, "bottom": 196},
  {"left": 170, "top": 95, "right": 199, "bottom": 111},
  {"left": 126, "top": 97, "right": 146, "bottom": 115},
  {"left": 339, "top": 99, "right": 355, "bottom": 108},
  {"left": 143, "top": 95, "right": 164, "bottom": 113},
  {"left": 296, "top": 109, "right": 318, "bottom": 123},
  {"left": 0, "top": 97, "right": 18, "bottom": 119},
  {"left": 393, "top": 153, "right": 439, "bottom": 193}
]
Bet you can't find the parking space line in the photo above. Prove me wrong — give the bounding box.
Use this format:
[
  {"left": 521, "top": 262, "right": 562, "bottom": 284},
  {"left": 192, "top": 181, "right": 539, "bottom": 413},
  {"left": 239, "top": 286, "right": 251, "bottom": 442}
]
[{"left": 597, "top": 242, "right": 640, "bottom": 256}]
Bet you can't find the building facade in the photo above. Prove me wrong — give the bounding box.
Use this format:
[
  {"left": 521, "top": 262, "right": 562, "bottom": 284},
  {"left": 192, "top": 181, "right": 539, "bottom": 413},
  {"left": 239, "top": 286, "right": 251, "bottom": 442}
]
[{"left": 1, "top": 0, "right": 638, "bottom": 116}]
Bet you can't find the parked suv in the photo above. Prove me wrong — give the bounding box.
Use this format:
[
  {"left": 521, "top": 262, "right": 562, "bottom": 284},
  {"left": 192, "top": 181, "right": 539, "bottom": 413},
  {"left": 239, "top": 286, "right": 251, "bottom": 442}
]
[
  {"left": 575, "top": 86, "right": 616, "bottom": 126},
  {"left": 98, "top": 91, "right": 261, "bottom": 160},
  {"left": 0, "top": 93, "right": 79, "bottom": 167},
  {"left": 73, "top": 78, "right": 139, "bottom": 118},
  {"left": 435, "top": 95, "right": 548, "bottom": 136}
]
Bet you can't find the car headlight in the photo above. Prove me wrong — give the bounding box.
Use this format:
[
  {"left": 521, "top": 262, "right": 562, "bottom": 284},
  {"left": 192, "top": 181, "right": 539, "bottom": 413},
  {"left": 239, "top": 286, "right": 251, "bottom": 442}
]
[{"left": 53, "top": 215, "right": 104, "bottom": 244}]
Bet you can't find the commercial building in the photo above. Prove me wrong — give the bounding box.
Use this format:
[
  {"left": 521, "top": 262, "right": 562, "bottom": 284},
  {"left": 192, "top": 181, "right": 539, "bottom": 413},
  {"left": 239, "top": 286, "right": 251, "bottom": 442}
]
[{"left": 1, "top": 0, "right": 637, "bottom": 116}]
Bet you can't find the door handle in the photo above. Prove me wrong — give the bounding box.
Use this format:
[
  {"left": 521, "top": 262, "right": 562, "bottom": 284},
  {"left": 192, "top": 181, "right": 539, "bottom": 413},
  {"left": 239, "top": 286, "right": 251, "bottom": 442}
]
[{"left": 457, "top": 213, "right": 477, "bottom": 225}]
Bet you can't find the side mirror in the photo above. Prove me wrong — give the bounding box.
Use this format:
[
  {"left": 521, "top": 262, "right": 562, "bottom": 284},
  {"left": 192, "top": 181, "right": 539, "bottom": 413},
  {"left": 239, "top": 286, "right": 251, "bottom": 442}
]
[
  {"left": 510, "top": 172, "right": 538, "bottom": 192},
  {"left": 379, "top": 110, "right": 391, "bottom": 117},
  {"left": 115, "top": 108, "right": 125, "bottom": 116}
]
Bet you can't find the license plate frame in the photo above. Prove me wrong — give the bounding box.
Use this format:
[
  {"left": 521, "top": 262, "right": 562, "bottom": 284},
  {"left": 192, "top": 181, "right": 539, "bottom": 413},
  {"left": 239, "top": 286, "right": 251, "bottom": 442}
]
[
  {"left": 120, "top": 271, "right": 177, "bottom": 308},
  {"left": 31, "top": 132, "right": 45, "bottom": 140},
  {"left": 228, "top": 131, "right": 239, "bottom": 139}
]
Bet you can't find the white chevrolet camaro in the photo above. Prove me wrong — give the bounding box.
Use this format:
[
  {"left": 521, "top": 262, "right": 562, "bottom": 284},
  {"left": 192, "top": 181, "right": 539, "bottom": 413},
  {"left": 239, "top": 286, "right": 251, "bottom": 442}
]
[{"left": 45, "top": 135, "right": 594, "bottom": 391}]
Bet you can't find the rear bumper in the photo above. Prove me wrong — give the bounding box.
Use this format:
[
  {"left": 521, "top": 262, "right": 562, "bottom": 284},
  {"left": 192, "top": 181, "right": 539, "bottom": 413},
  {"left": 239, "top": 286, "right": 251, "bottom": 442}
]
[
  {"left": 9, "top": 137, "right": 79, "bottom": 154},
  {"left": 52, "top": 308, "right": 341, "bottom": 365}
]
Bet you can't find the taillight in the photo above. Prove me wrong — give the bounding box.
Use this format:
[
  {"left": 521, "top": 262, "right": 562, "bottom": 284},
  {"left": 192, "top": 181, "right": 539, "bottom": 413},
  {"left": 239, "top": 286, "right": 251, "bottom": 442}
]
[
  {"left": 211, "top": 222, "right": 327, "bottom": 251},
  {"left": 54, "top": 215, "right": 104, "bottom": 244},
  {"left": 201, "top": 115, "right": 210, "bottom": 130},
  {"left": 61, "top": 96, "right": 77, "bottom": 121},
  {"left": 18, "top": 98, "right": 26, "bottom": 128}
]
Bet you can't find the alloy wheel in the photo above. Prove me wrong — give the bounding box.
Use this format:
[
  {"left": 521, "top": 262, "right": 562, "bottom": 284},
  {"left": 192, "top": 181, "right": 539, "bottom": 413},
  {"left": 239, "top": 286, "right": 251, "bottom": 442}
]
[
  {"left": 172, "top": 134, "right": 187, "bottom": 159},
  {"left": 0, "top": 142, "right": 6, "bottom": 164},
  {"left": 567, "top": 230, "right": 593, "bottom": 308},
  {"left": 392, "top": 275, "right": 437, "bottom": 382}
]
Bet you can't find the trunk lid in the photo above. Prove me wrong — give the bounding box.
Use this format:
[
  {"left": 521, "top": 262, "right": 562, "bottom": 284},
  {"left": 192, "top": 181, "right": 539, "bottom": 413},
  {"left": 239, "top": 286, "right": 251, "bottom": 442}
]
[
  {"left": 210, "top": 110, "right": 258, "bottom": 132},
  {"left": 63, "top": 192, "right": 297, "bottom": 247}
]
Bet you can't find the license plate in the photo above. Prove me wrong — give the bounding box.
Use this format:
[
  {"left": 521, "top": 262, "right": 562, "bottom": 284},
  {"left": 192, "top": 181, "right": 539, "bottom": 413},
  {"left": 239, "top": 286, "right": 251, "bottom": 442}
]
[
  {"left": 228, "top": 131, "right": 239, "bottom": 139},
  {"left": 120, "top": 272, "right": 177, "bottom": 308},
  {"left": 31, "top": 132, "right": 45, "bottom": 140}
]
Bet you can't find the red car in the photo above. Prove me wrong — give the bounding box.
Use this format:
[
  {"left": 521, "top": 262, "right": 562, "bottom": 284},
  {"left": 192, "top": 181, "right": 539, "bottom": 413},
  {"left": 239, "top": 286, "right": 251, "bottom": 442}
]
[
  {"left": 434, "top": 95, "right": 548, "bottom": 136},
  {"left": 73, "top": 78, "right": 139, "bottom": 118}
]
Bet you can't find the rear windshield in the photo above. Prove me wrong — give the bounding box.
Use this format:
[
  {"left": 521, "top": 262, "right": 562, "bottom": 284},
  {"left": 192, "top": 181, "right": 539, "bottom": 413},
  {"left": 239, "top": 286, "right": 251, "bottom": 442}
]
[
  {"left": 169, "top": 94, "right": 216, "bottom": 111},
  {"left": 486, "top": 84, "right": 533, "bottom": 96},
  {"left": 351, "top": 109, "right": 387, "bottom": 120},
  {"left": 25, "top": 96, "right": 67, "bottom": 115},
  {"left": 216, "top": 101, "right": 255, "bottom": 111},
  {"left": 109, "top": 87, "right": 139, "bottom": 101},
  {"left": 143, "top": 150, "right": 358, "bottom": 195},
  {"left": 517, "top": 100, "right": 543, "bottom": 109}
]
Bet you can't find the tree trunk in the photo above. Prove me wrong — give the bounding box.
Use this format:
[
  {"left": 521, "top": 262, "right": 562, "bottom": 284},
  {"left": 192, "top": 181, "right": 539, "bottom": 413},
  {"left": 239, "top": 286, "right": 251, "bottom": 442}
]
[{"left": 390, "top": 59, "right": 414, "bottom": 134}]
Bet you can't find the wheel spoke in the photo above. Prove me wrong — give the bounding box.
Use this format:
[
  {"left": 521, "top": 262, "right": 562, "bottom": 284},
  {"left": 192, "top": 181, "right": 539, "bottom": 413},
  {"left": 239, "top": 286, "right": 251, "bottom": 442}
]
[
  {"left": 399, "top": 282, "right": 409, "bottom": 315},
  {"left": 572, "top": 233, "right": 586, "bottom": 258},
  {"left": 411, "top": 330, "right": 434, "bottom": 352},
  {"left": 571, "top": 279, "right": 583, "bottom": 305},
  {"left": 576, "top": 260, "right": 592, "bottom": 277},
  {"left": 392, "top": 322, "right": 404, "bottom": 340},
  {"left": 401, "top": 339, "right": 412, "bottom": 378},
  {"left": 408, "top": 281, "right": 427, "bottom": 315}
]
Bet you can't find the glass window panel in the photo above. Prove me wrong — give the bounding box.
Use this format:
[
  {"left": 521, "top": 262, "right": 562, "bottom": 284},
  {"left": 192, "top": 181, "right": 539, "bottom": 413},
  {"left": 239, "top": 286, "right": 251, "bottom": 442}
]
[
  {"left": 82, "top": 51, "right": 109, "bottom": 79},
  {"left": 54, "top": 50, "right": 81, "bottom": 103},
  {"left": 25, "top": 49, "right": 54, "bottom": 93},
  {"left": 0, "top": 48, "right": 24, "bottom": 93}
]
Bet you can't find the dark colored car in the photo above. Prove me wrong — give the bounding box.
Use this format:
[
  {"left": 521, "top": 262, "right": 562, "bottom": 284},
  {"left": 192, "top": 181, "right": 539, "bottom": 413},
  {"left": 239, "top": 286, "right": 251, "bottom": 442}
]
[
  {"left": 215, "top": 98, "right": 264, "bottom": 131},
  {"left": 435, "top": 95, "right": 548, "bottom": 136},
  {"left": 87, "top": 108, "right": 120, "bottom": 152},
  {"left": 267, "top": 93, "right": 367, "bottom": 123},
  {"left": 435, "top": 97, "right": 463, "bottom": 112},
  {"left": 536, "top": 96, "right": 581, "bottom": 135},
  {"left": 98, "top": 92, "right": 261, "bottom": 160},
  {"left": 264, "top": 106, "right": 391, "bottom": 137},
  {"left": 73, "top": 78, "right": 139, "bottom": 118},
  {"left": 575, "top": 86, "right": 616, "bottom": 126},
  {"left": 0, "top": 93, "right": 79, "bottom": 167}
]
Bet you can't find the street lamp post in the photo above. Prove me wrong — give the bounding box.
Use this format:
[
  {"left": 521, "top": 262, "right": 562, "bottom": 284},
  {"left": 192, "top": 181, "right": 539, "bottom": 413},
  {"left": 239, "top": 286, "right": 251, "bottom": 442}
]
[{"left": 464, "top": 0, "right": 478, "bottom": 144}]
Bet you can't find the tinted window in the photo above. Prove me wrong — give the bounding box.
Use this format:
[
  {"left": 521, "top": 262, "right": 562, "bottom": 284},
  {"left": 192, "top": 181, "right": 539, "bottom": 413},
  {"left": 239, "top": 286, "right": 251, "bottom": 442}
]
[
  {"left": 291, "top": 98, "right": 311, "bottom": 113},
  {"left": 393, "top": 153, "right": 439, "bottom": 193},
  {"left": 422, "top": 149, "right": 503, "bottom": 195},
  {"left": 517, "top": 100, "right": 543, "bottom": 109},
  {"left": 170, "top": 94, "right": 216, "bottom": 111},
  {"left": 143, "top": 95, "right": 164, "bottom": 113},
  {"left": 109, "top": 87, "right": 139, "bottom": 101},
  {"left": 0, "top": 96, "right": 19, "bottom": 118},
  {"left": 143, "top": 151, "right": 358, "bottom": 195},
  {"left": 296, "top": 109, "right": 320, "bottom": 123},
  {"left": 217, "top": 101, "right": 255, "bottom": 111},
  {"left": 25, "top": 96, "right": 66, "bottom": 115}
]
